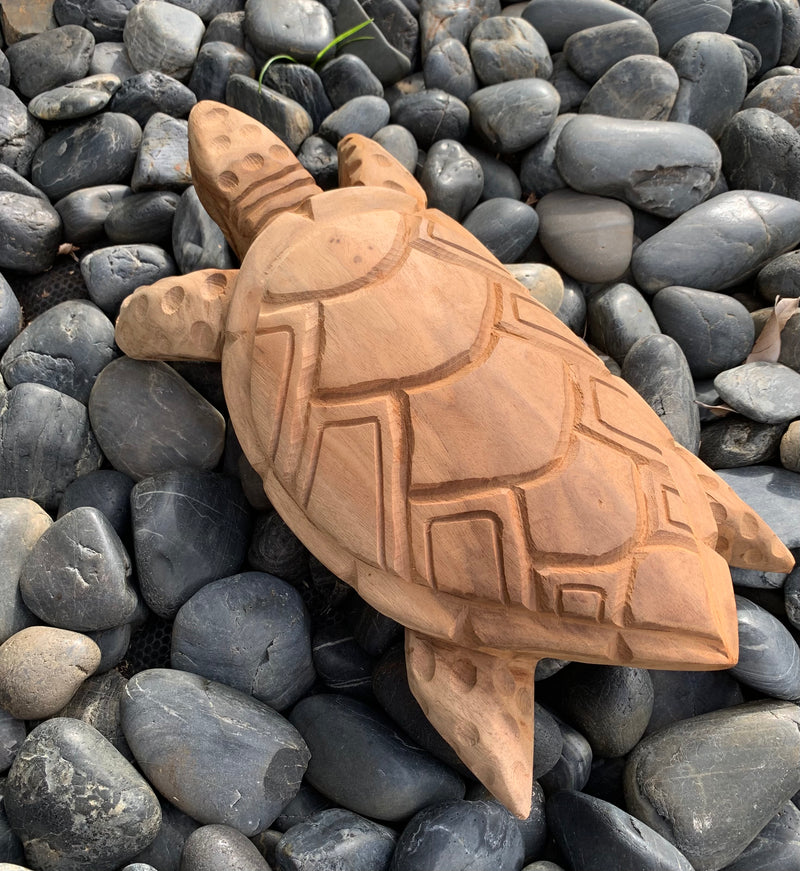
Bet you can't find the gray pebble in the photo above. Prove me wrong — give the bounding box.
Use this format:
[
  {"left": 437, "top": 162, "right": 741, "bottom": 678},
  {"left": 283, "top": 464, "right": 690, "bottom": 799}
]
[
  {"left": 731, "top": 561, "right": 791, "bottom": 590},
  {"left": 469, "top": 78, "right": 560, "bottom": 152},
  {"left": 244, "top": 0, "right": 333, "bottom": 65},
  {"left": 131, "top": 112, "right": 191, "bottom": 191},
  {"left": 644, "top": 0, "right": 733, "bottom": 55},
  {"left": 782, "top": 419, "right": 800, "bottom": 471},
  {"left": 699, "top": 416, "right": 785, "bottom": 468},
  {"left": 180, "top": 825, "right": 269, "bottom": 871},
  {"left": 261, "top": 63, "right": 332, "bottom": 131},
  {"left": 88, "top": 357, "right": 225, "bottom": 482},
  {"left": 319, "top": 95, "right": 391, "bottom": 144},
  {"left": 122, "top": 668, "right": 309, "bottom": 834},
  {"left": 80, "top": 244, "right": 176, "bottom": 315},
  {"left": 564, "top": 18, "right": 658, "bottom": 83},
  {"left": 728, "top": 0, "right": 783, "bottom": 74},
  {"left": 758, "top": 249, "right": 800, "bottom": 300},
  {"left": 469, "top": 15, "right": 552, "bottom": 84},
  {"left": 390, "top": 88, "right": 470, "bottom": 148},
  {"left": 203, "top": 10, "right": 245, "bottom": 46},
  {"left": 0, "top": 87, "right": 44, "bottom": 176},
  {"left": 373, "top": 124, "right": 418, "bottom": 173},
  {"left": 464, "top": 144, "right": 521, "bottom": 200},
  {"left": 187, "top": 41, "right": 254, "bottom": 103},
  {"left": 124, "top": 0, "right": 205, "bottom": 82},
  {"left": 519, "top": 112, "right": 574, "bottom": 199},
  {"left": 172, "top": 185, "right": 235, "bottom": 272},
  {"left": 88, "top": 623, "right": 132, "bottom": 673},
  {"left": 27, "top": 73, "right": 120, "bottom": 121},
  {"left": 743, "top": 74, "right": 800, "bottom": 128},
  {"left": 423, "top": 37, "right": 478, "bottom": 102},
  {"left": 646, "top": 669, "right": 743, "bottom": 735},
  {"left": 419, "top": 0, "right": 501, "bottom": 57},
  {"left": 107, "top": 70, "right": 197, "bottom": 126},
  {"left": 724, "top": 800, "right": 800, "bottom": 871},
  {"left": 225, "top": 75, "right": 313, "bottom": 153},
  {"left": 521, "top": 0, "right": 645, "bottom": 51},
  {"left": 6, "top": 24, "right": 94, "bottom": 98},
  {"left": 0, "top": 192, "right": 61, "bottom": 275},
  {"left": 539, "top": 718, "right": 592, "bottom": 796},
  {"left": 550, "top": 53, "right": 592, "bottom": 110},
  {"left": 587, "top": 282, "right": 661, "bottom": 362},
  {"left": 274, "top": 784, "right": 331, "bottom": 833},
  {"left": 0, "top": 277, "right": 21, "bottom": 356},
  {"left": 53, "top": 0, "right": 135, "bottom": 41},
  {"left": 580, "top": 55, "right": 679, "bottom": 121},
  {"left": 333, "top": 0, "right": 413, "bottom": 86},
  {"left": 462, "top": 197, "right": 538, "bottom": 262},
  {"left": 297, "top": 135, "right": 339, "bottom": 190},
  {"left": 320, "top": 54, "right": 383, "bottom": 107},
  {"left": 1, "top": 300, "right": 117, "bottom": 403},
  {"left": 104, "top": 190, "right": 180, "bottom": 245},
  {"left": 419, "top": 139, "right": 483, "bottom": 219},
  {"left": 0, "top": 165, "right": 48, "bottom": 202},
  {"left": 90, "top": 42, "right": 138, "bottom": 80},
  {"left": 55, "top": 184, "right": 131, "bottom": 244},
  {"left": 555, "top": 276, "right": 587, "bottom": 334},
  {"left": 714, "top": 361, "right": 800, "bottom": 423}
]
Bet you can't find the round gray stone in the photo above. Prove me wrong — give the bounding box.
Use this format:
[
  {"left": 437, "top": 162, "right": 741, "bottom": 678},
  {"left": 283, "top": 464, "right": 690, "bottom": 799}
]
[
  {"left": 390, "top": 88, "right": 470, "bottom": 148},
  {"left": 6, "top": 24, "right": 95, "bottom": 98},
  {"left": 419, "top": 0, "right": 501, "bottom": 57},
  {"left": 179, "top": 825, "right": 269, "bottom": 871},
  {"left": 714, "top": 361, "right": 800, "bottom": 423},
  {"left": 53, "top": 0, "right": 135, "bottom": 41},
  {"left": 564, "top": 18, "right": 658, "bottom": 83},
  {"left": 0, "top": 192, "right": 61, "bottom": 275},
  {"left": 579, "top": 55, "right": 679, "bottom": 121},
  {"left": 28, "top": 74, "right": 120, "bottom": 121},
  {"left": 519, "top": 112, "right": 574, "bottom": 200},
  {"left": 319, "top": 95, "right": 391, "bottom": 144},
  {"left": 187, "top": 41, "right": 255, "bottom": 103},
  {"left": 104, "top": 190, "right": 180, "bottom": 245},
  {"left": 124, "top": 0, "right": 205, "bottom": 82},
  {"left": 373, "top": 124, "right": 418, "bottom": 173},
  {"left": 423, "top": 37, "right": 478, "bottom": 102},
  {"left": 107, "top": 70, "right": 197, "bottom": 126},
  {"left": 225, "top": 75, "right": 313, "bottom": 154},
  {"left": 521, "top": 0, "right": 646, "bottom": 51},
  {"left": 469, "top": 78, "right": 561, "bottom": 153},
  {"left": 743, "top": 75, "right": 800, "bottom": 128},
  {"left": 131, "top": 112, "right": 190, "bottom": 192},
  {"left": 469, "top": 16, "right": 552, "bottom": 84},
  {"left": 244, "top": 0, "right": 333, "bottom": 65},
  {"left": 757, "top": 249, "right": 800, "bottom": 299},
  {"left": 462, "top": 197, "right": 539, "bottom": 262},
  {"left": 646, "top": 669, "right": 743, "bottom": 735},
  {"left": 319, "top": 54, "right": 383, "bottom": 108},
  {"left": 172, "top": 185, "right": 235, "bottom": 273},
  {"left": 0, "top": 87, "right": 45, "bottom": 177},
  {"left": 587, "top": 282, "right": 661, "bottom": 361},
  {"left": 55, "top": 184, "right": 132, "bottom": 245},
  {"left": 419, "top": 139, "right": 483, "bottom": 220},
  {"left": 80, "top": 244, "right": 176, "bottom": 315},
  {"left": 644, "top": 0, "right": 732, "bottom": 54}
]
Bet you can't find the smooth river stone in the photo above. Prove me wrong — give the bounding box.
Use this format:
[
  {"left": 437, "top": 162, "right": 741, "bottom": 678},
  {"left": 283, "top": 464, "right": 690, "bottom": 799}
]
[
  {"left": 53, "top": 0, "right": 135, "bottom": 42},
  {"left": 180, "top": 824, "right": 270, "bottom": 871},
  {"left": 172, "top": 185, "right": 234, "bottom": 272},
  {"left": 390, "top": 88, "right": 470, "bottom": 148},
  {"left": 263, "top": 63, "right": 333, "bottom": 132},
  {"left": 318, "top": 95, "right": 391, "bottom": 144},
  {"left": 122, "top": 669, "right": 309, "bottom": 834},
  {"left": 0, "top": 87, "right": 44, "bottom": 177},
  {"left": 505, "top": 263, "right": 565, "bottom": 313},
  {"left": 0, "top": 192, "right": 61, "bottom": 274},
  {"left": 27, "top": 73, "right": 120, "bottom": 121},
  {"left": 30, "top": 112, "right": 142, "bottom": 200},
  {"left": 461, "top": 197, "right": 538, "bottom": 261},
  {"left": 586, "top": 282, "right": 661, "bottom": 362},
  {"left": 0, "top": 383, "right": 102, "bottom": 511},
  {"left": 631, "top": 190, "right": 800, "bottom": 293},
  {"left": 469, "top": 16, "right": 552, "bottom": 84},
  {"left": 423, "top": 37, "right": 478, "bottom": 102},
  {"left": 538, "top": 718, "right": 592, "bottom": 796},
  {"left": 0, "top": 627, "right": 100, "bottom": 720},
  {"left": 55, "top": 184, "right": 131, "bottom": 244},
  {"left": 547, "top": 791, "right": 694, "bottom": 871},
  {"left": 0, "top": 499, "right": 50, "bottom": 644},
  {"left": 6, "top": 24, "right": 94, "bottom": 98},
  {"left": 225, "top": 76, "right": 313, "bottom": 154},
  {"left": 419, "top": 139, "right": 483, "bottom": 220},
  {"left": 580, "top": 55, "right": 679, "bottom": 122},
  {"left": 536, "top": 188, "right": 633, "bottom": 282},
  {"left": 699, "top": 417, "right": 785, "bottom": 469},
  {"left": 88, "top": 357, "right": 225, "bottom": 480},
  {"left": 187, "top": 41, "right": 255, "bottom": 104},
  {"left": 519, "top": 112, "right": 574, "bottom": 200},
  {"left": 521, "top": 0, "right": 645, "bottom": 51},
  {"left": 757, "top": 248, "right": 800, "bottom": 299},
  {"left": 334, "top": 0, "right": 414, "bottom": 86},
  {"left": 645, "top": 0, "right": 733, "bottom": 54},
  {"left": 563, "top": 19, "right": 659, "bottom": 83},
  {"left": 724, "top": 801, "right": 800, "bottom": 871},
  {"left": 743, "top": 75, "right": 800, "bottom": 129},
  {"left": 625, "top": 701, "right": 800, "bottom": 871},
  {"left": 646, "top": 669, "right": 743, "bottom": 735},
  {"left": 418, "top": 0, "right": 501, "bottom": 57},
  {"left": 275, "top": 809, "right": 396, "bottom": 871},
  {"left": 171, "top": 571, "right": 315, "bottom": 710},
  {"left": 290, "top": 694, "right": 464, "bottom": 822},
  {"left": 131, "top": 113, "right": 190, "bottom": 191},
  {"left": 105, "top": 191, "right": 180, "bottom": 245},
  {"left": 468, "top": 78, "right": 561, "bottom": 152},
  {"left": 108, "top": 70, "right": 197, "bottom": 127},
  {"left": 5, "top": 719, "right": 161, "bottom": 871},
  {"left": 244, "top": 0, "right": 334, "bottom": 65},
  {"left": 728, "top": 0, "right": 784, "bottom": 74},
  {"left": 80, "top": 244, "right": 176, "bottom": 315},
  {"left": 465, "top": 143, "right": 521, "bottom": 200},
  {"left": 783, "top": 420, "right": 800, "bottom": 471},
  {"left": 124, "top": 0, "right": 205, "bottom": 82},
  {"left": 714, "top": 361, "right": 800, "bottom": 423},
  {"left": 667, "top": 32, "right": 748, "bottom": 140},
  {"left": 319, "top": 55, "right": 383, "bottom": 108},
  {"left": 556, "top": 115, "right": 720, "bottom": 218}
]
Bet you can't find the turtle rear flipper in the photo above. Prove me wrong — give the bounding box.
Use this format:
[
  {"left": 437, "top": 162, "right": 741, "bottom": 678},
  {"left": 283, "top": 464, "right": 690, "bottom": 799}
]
[
  {"left": 405, "top": 629, "right": 536, "bottom": 819},
  {"left": 338, "top": 133, "right": 427, "bottom": 209}
]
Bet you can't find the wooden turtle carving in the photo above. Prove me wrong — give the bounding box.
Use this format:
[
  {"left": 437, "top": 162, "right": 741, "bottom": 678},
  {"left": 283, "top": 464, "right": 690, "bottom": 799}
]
[{"left": 115, "top": 101, "right": 795, "bottom": 818}]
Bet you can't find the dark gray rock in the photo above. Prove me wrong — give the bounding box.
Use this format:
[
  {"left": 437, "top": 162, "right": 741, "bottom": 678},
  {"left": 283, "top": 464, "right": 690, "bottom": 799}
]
[
  {"left": 311, "top": 623, "right": 373, "bottom": 697},
  {"left": 53, "top": 0, "right": 135, "bottom": 41},
  {"left": 699, "top": 416, "right": 785, "bottom": 468},
  {"left": 586, "top": 282, "right": 661, "bottom": 362},
  {"left": 130, "top": 469, "right": 250, "bottom": 618},
  {"left": 274, "top": 784, "right": 331, "bottom": 833},
  {"left": 731, "top": 594, "right": 800, "bottom": 699},
  {"left": 556, "top": 115, "right": 720, "bottom": 218},
  {"left": 668, "top": 32, "right": 749, "bottom": 140},
  {"left": 550, "top": 53, "right": 592, "bottom": 110},
  {"left": 467, "top": 781, "right": 547, "bottom": 863},
  {"left": 319, "top": 95, "right": 391, "bottom": 143},
  {"left": 0, "top": 778, "right": 26, "bottom": 865},
  {"left": 0, "top": 278, "right": 20, "bottom": 357},
  {"left": 172, "top": 571, "right": 314, "bottom": 710},
  {"left": 88, "top": 623, "right": 132, "bottom": 673},
  {"left": 373, "top": 124, "right": 418, "bottom": 173},
  {"left": 469, "top": 16, "right": 552, "bottom": 84},
  {"left": 123, "top": 1, "right": 205, "bottom": 82},
  {"left": 180, "top": 825, "right": 270, "bottom": 871},
  {"left": 225, "top": 75, "right": 313, "bottom": 153},
  {"left": 91, "top": 42, "right": 138, "bottom": 80},
  {"left": 717, "top": 465, "right": 800, "bottom": 549},
  {"left": 0, "top": 193, "right": 61, "bottom": 275},
  {"left": 320, "top": 54, "right": 383, "bottom": 107},
  {"left": 728, "top": 0, "right": 783, "bottom": 74},
  {"left": 131, "top": 112, "right": 190, "bottom": 191},
  {"left": 261, "top": 63, "right": 332, "bottom": 131},
  {"left": 622, "top": 334, "right": 701, "bottom": 452},
  {"left": 1, "top": 300, "right": 116, "bottom": 403},
  {"left": 122, "top": 668, "right": 309, "bottom": 834},
  {"left": 0, "top": 88, "right": 45, "bottom": 177},
  {"left": 187, "top": 41, "right": 254, "bottom": 103},
  {"left": 0, "top": 165, "right": 48, "bottom": 201},
  {"left": 31, "top": 112, "right": 142, "bottom": 200},
  {"left": 172, "top": 185, "right": 235, "bottom": 273},
  {"left": 390, "top": 88, "right": 470, "bottom": 148},
  {"left": 462, "top": 197, "right": 539, "bottom": 262},
  {"left": 80, "top": 244, "right": 176, "bottom": 315},
  {"left": 464, "top": 144, "right": 521, "bottom": 200},
  {"left": 714, "top": 361, "right": 800, "bottom": 423},
  {"left": 0, "top": 51, "right": 9, "bottom": 88},
  {"left": 625, "top": 701, "right": 800, "bottom": 871},
  {"left": 645, "top": 0, "right": 732, "bottom": 54},
  {"left": 389, "top": 799, "right": 524, "bottom": 871},
  {"left": 275, "top": 808, "right": 395, "bottom": 871},
  {"left": 782, "top": 419, "right": 800, "bottom": 471},
  {"left": 353, "top": 602, "right": 402, "bottom": 657},
  {"left": 555, "top": 276, "right": 587, "bottom": 335},
  {"left": 89, "top": 357, "right": 225, "bottom": 482},
  {"left": 0, "top": 710, "right": 24, "bottom": 774},
  {"left": 290, "top": 694, "right": 464, "bottom": 821},
  {"left": 107, "top": 71, "right": 197, "bottom": 126},
  {"left": 469, "top": 78, "right": 560, "bottom": 153},
  {"left": 19, "top": 506, "right": 136, "bottom": 632},
  {"left": 247, "top": 510, "right": 308, "bottom": 583},
  {"left": 521, "top": 0, "right": 645, "bottom": 51},
  {"left": 419, "top": 139, "right": 483, "bottom": 219},
  {"left": 5, "top": 718, "right": 161, "bottom": 871},
  {"left": 359, "top": 0, "right": 419, "bottom": 67},
  {"left": 564, "top": 18, "right": 658, "bottom": 83},
  {"left": 652, "top": 285, "right": 754, "bottom": 379},
  {"left": 757, "top": 248, "right": 800, "bottom": 299},
  {"left": 6, "top": 24, "right": 94, "bottom": 98},
  {"left": 423, "top": 38, "right": 478, "bottom": 102},
  {"left": 580, "top": 55, "right": 679, "bottom": 121},
  {"left": 130, "top": 798, "right": 200, "bottom": 871},
  {"left": 632, "top": 191, "right": 800, "bottom": 293},
  {"left": 104, "top": 191, "right": 179, "bottom": 245},
  {"left": 28, "top": 74, "right": 120, "bottom": 121},
  {"left": 646, "top": 669, "right": 743, "bottom": 735},
  {"left": 519, "top": 113, "right": 574, "bottom": 199},
  {"left": 55, "top": 184, "right": 131, "bottom": 244},
  {"left": 244, "top": 0, "right": 333, "bottom": 65},
  {"left": 724, "top": 800, "right": 800, "bottom": 871},
  {"left": 538, "top": 717, "right": 592, "bottom": 796},
  {"left": 743, "top": 75, "right": 800, "bottom": 129},
  {"left": 419, "top": 0, "right": 501, "bottom": 57},
  {"left": 334, "top": 0, "right": 413, "bottom": 86},
  {"left": 0, "top": 383, "right": 102, "bottom": 511},
  {"left": 297, "top": 136, "right": 339, "bottom": 190}
]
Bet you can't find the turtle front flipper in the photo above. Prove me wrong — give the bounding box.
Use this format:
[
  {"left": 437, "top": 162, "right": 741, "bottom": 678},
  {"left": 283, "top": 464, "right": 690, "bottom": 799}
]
[
  {"left": 338, "top": 133, "right": 427, "bottom": 210},
  {"left": 405, "top": 629, "right": 536, "bottom": 819},
  {"left": 116, "top": 269, "right": 237, "bottom": 362}
]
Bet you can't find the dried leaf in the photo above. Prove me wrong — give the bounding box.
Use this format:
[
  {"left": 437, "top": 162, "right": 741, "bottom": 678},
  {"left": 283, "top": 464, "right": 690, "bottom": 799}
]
[
  {"left": 695, "top": 400, "right": 735, "bottom": 417},
  {"left": 746, "top": 296, "right": 800, "bottom": 363}
]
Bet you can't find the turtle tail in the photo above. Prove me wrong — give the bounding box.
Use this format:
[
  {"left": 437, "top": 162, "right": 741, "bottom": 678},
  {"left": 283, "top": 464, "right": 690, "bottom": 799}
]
[{"left": 188, "top": 101, "right": 322, "bottom": 259}]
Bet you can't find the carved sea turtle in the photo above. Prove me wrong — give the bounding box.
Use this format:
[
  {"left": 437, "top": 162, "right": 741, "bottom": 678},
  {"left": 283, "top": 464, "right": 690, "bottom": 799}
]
[{"left": 115, "top": 101, "right": 795, "bottom": 818}]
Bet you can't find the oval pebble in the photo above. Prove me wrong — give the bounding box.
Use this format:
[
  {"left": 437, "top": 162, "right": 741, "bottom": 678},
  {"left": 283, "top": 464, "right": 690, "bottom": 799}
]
[
  {"left": 261, "top": 63, "right": 332, "bottom": 132},
  {"left": 469, "top": 78, "right": 560, "bottom": 152},
  {"left": 104, "top": 190, "right": 180, "bottom": 245},
  {"left": 0, "top": 192, "right": 62, "bottom": 275},
  {"left": 699, "top": 416, "right": 785, "bottom": 469},
  {"left": 80, "top": 244, "right": 176, "bottom": 315},
  {"left": 423, "top": 38, "right": 479, "bottom": 102},
  {"left": 469, "top": 16, "right": 552, "bottom": 84},
  {"left": 319, "top": 54, "right": 384, "bottom": 108},
  {"left": 57, "top": 469, "right": 134, "bottom": 538},
  {"left": 0, "top": 87, "right": 45, "bottom": 177},
  {"left": 714, "top": 361, "right": 800, "bottom": 424},
  {"left": 318, "top": 95, "right": 391, "bottom": 144},
  {"left": 225, "top": 75, "right": 313, "bottom": 154},
  {"left": 27, "top": 73, "right": 120, "bottom": 121},
  {"left": 6, "top": 24, "right": 95, "bottom": 99},
  {"left": 587, "top": 282, "right": 661, "bottom": 362},
  {"left": 172, "top": 185, "right": 235, "bottom": 272},
  {"left": 564, "top": 19, "right": 659, "bottom": 83},
  {"left": 131, "top": 112, "right": 191, "bottom": 192},
  {"left": 645, "top": 0, "right": 733, "bottom": 55},
  {"left": 187, "top": 41, "right": 255, "bottom": 104},
  {"left": 124, "top": 0, "right": 205, "bottom": 82},
  {"left": 244, "top": 0, "right": 333, "bottom": 65},
  {"left": 419, "top": 139, "right": 483, "bottom": 220},
  {"left": 55, "top": 184, "right": 131, "bottom": 244},
  {"left": 179, "top": 824, "right": 270, "bottom": 871},
  {"left": 390, "top": 88, "right": 470, "bottom": 148},
  {"left": 580, "top": 55, "right": 679, "bottom": 122},
  {"left": 461, "top": 197, "right": 539, "bottom": 262},
  {"left": 107, "top": 70, "right": 197, "bottom": 127},
  {"left": 521, "top": 0, "right": 646, "bottom": 51}
]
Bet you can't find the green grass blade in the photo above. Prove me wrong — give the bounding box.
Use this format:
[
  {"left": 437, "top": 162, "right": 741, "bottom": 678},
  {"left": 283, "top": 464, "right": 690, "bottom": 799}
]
[
  {"left": 312, "top": 18, "right": 374, "bottom": 69},
  {"left": 257, "top": 54, "right": 298, "bottom": 93}
]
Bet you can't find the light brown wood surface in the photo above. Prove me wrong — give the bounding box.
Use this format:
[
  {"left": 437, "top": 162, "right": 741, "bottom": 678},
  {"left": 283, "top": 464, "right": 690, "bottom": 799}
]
[{"left": 116, "top": 101, "right": 796, "bottom": 818}]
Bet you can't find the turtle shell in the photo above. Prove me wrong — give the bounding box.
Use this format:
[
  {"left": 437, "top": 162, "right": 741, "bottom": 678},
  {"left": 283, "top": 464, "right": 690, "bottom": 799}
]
[{"left": 221, "top": 183, "right": 755, "bottom": 671}]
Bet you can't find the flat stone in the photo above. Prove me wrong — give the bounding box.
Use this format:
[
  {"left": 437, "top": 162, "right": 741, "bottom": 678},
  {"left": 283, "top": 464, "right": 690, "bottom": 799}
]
[
  {"left": 131, "top": 469, "right": 250, "bottom": 618},
  {"left": 519, "top": 112, "right": 574, "bottom": 200},
  {"left": 419, "top": 139, "right": 483, "bottom": 220},
  {"left": 564, "top": 18, "right": 658, "bottom": 83},
  {"left": 625, "top": 701, "right": 800, "bottom": 871},
  {"left": 172, "top": 185, "right": 235, "bottom": 273},
  {"left": 55, "top": 185, "right": 131, "bottom": 244},
  {"left": 31, "top": 112, "right": 142, "bottom": 200},
  {"left": 699, "top": 416, "right": 785, "bottom": 469},
  {"left": 469, "top": 78, "right": 560, "bottom": 153},
  {"left": 556, "top": 115, "right": 720, "bottom": 218},
  {"left": 716, "top": 465, "right": 800, "bottom": 549},
  {"left": 0, "top": 192, "right": 61, "bottom": 274},
  {"left": 580, "top": 55, "right": 679, "bottom": 121},
  {"left": 469, "top": 16, "right": 552, "bottom": 84},
  {"left": 6, "top": 24, "right": 94, "bottom": 98},
  {"left": 80, "top": 244, "right": 176, "bottom": 315},
  {"left": 290, "top": 693, "right": 464, "bottom": 821},
  {"left": 318, "top": 95, "right": 391, "bottom": 144},
  {"left": 724, "top": 801, "right": 800, "bottom": 871},
  {"left": 225, "top": 75, "right": 313, "bottom": 153},
  {"left": 172, "top": 571, "right": 314, "bottom": 710},
  {"left": 180, "top": 825, "right": 270, "bottom": 871},
  {"left": 536, "top": 188, "right": 633, "bottom": 282},
  {"left": 423, "top": 38, "right": 478, "bottom": 102},
  {"left": 505, "top": 263, "right": 565, "bottom": 313},
  {"left": 0, "top": 627, "right": 100, "bottom": 720},
  {"left": 244, "top": 0, "right": 333, "bottom": 65},
  {"left": 334, "top": 0, "right": 413, "bottom": 86},
  {"left": 5, "top": 718, "right": 160, "bottom": 871},
  {"left": 0, "top": 499, "right": 50, "bottom": 644},
  {"left": 131, "top": 112, "right": 191, "bottom": 192},
  {"left": 622, "top": 334, "right": 701, "bottom": 452},
  {"left": 261, "top": 63, "right": 332, "bottom": 132},
  {"left": 462, "top": 197, "right": 539, "bottom": 262},
  {"left": 124, "top": 0, "right": 205, "bottom": 82},
  {"left": 419, "top": 0, "right": 501, "bottom": 57},
  {"left": 645, "top": 0, "right": 733, "bottom": 54},
  {"left": 714, "top": 361, "right": 800, "bottom": 423},
  {"left": 646, "top": 669, "right": 743, "bottom": 735},
  {"left": 187, "top": 41, "right": 254, "bottom": 103},
  {"left": 632, "top": 191, "right": 800, "bottom": 293},
  {"left": 390, "top": 799, "right": 524, "bottom": 871},
  {"left": 28, "top": 74, "right": 120, "bottom": 121},
  {"left": 0, "top": 165, "right": 47, "bottom": 202},
  {"left": 0, "top": 87, "right": 45, "bottom": 177},
  {"left": 104, "top": 191, "right": 180, "bottom": 245},
  {"left": 121, "top": 668, "right": 309, "bottom": 834},
  {"left": 547, "top": 791, "right": 694, "bottom": 871},
  {"left": 521, "top": 0, "right": 645, "bottom": 51},
  {"left": 1, "top": 299, "right": 117, "bottom": 403},
  {"left": 586, "top": 282, "right": 661, "bottom": 362},
  {"left": 107, "top": 70, "right": 197, "bottom": 126},
  {"left": 0, "top": 383, "right": 102, "bottom": 511},
  {"left": 53, "top": 0, "right": 135, "bottom": 41},
  {"left": 275, "top": 809, "right": 395, "bottom": 871},
  {"left": 390, "top": 88, "right": 470, "bottom": 148}
]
